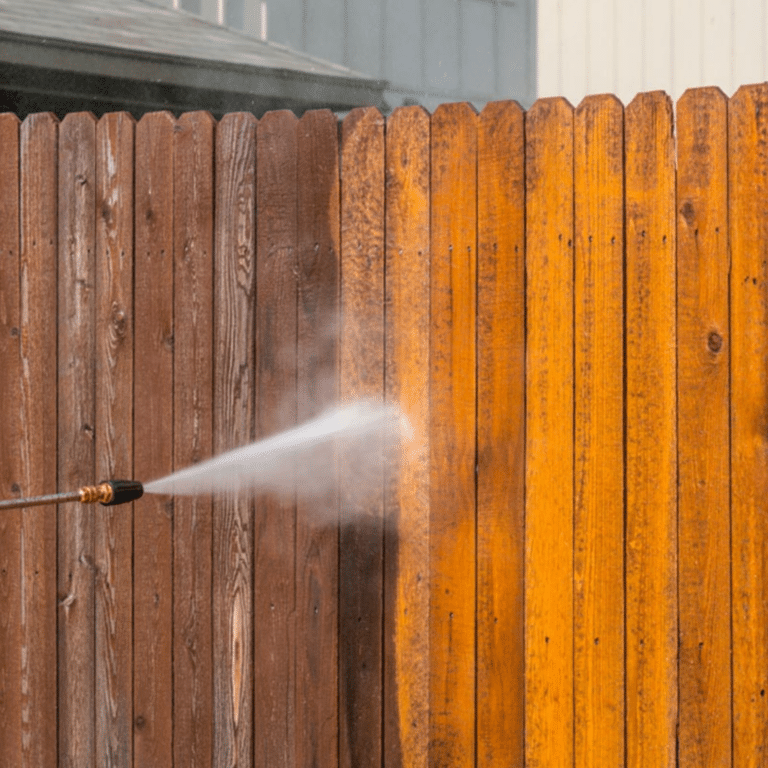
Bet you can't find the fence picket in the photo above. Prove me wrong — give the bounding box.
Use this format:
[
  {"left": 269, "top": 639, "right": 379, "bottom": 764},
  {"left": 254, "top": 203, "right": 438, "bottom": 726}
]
[
  {"left": 133, "top": 110, "right": 175, "bottom": 768},
  {"left": 213, "top": 111, "right": 257, "bottom": 768},
  {"left": 383, "top": 105, "right": 431, "bottom": 768},
  {"left": 95, "top": 110, "right": 135, "bottom": 768},
  {"left": 173, "top": 110, "right": 215, "bottom": 768},
  {"left": 296, "top": 108, "right": 340, "bottom": 768},
  {"left": 0, "top": 112, "right": 22, "bottom": 768},
  {"left": 57, "top": 110, "right": 97, "bottom": 768},
  {"left": 19, "top": 111, "right": 59, "bottom": 768},
  {"left": 429, "top": 101, "right": 477, "bottom": 768},
  {"left": 254, "top": 109, "right": 299, "bottom": 768},
  {"left": 573, "top": 94, "right": 625, "bottom": 768},
  {"left": 476, "top": 99, "right": 526, "bottom": 767},
  {"left": 625, "top": 92, "right": 677, "bottom": 768},
  {"left": 339, "top": 106, "right": 386, "bottom": 768},
  {"left": 730, "top": 83, "right": 768, "bottom": 767},
  {"left": 676, "top": 87, "right": 731, "bottom": 768},
  {"left": 524, "top": 96, "right": 575, "bottom": 768}
]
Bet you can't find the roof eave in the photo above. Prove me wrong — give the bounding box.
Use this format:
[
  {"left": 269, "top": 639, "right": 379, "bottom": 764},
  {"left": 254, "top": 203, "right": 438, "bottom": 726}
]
[{"left": 0, "top": 28, "right": 389, "bottom": 113}]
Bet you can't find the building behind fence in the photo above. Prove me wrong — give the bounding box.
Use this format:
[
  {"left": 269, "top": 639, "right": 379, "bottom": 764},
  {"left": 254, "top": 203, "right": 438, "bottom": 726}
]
[{"left": 0, "top": 84, "right": 766, "bottom": 766}]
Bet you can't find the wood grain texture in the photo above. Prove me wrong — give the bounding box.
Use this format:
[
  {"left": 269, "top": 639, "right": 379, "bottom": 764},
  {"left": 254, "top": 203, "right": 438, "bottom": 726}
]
[
  {"left": 676, "top": 87, "right": 731, "bottom": 768},
  {"left": 429, "top": 101, "right": 477, "bottom": 768},
  {"left": 524, "top": 97, "right": 574, "bottom": 768},
  {"left": 57, "top": 111, "right": 97, "bottom": 768},
  {"left": 213, "top": 112, "right": 257, "bottom": 768},
  {"left": 730, "top": 83, "right": 768, "bottom": 767},
  {"left": 624, "top": 91, "right": 677, "bottom": 768},
  {"left": 173, "top": 111, "right": 215, "bottom": 768},
  {"left": 133, "top": 110, "right": 175, "bottom": 768},
  {"left": 383, "top": 105, "right": 430, "bottom": 768},
  {"left": 94, "top": 111, "right": 135, "bottom": 768},
  {"left": 476, "top": 99, "right": 525, "bottom": 768},
  {"left": 19, "top": 111, "right": 58, "bottom": 768},
  {"left": 339, "top": 106, "right": 385, "bottom": 768},
  {"left": 254, "top": 109, "right": 298, "bottom": 768},
  {"left": 0, "top": 112, "right": 22, "bottom": 768},
  {"left": 296, "top": 108, "right": 340, "bottom": 768},
  {"left": 573, "top": 94, "right": 625, "bottom": 768}
]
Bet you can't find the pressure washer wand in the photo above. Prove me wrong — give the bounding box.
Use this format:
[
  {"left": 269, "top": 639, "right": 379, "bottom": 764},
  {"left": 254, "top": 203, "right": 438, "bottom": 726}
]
[{"left": 0, "top": 480, "right": 144, "bottom": 511}]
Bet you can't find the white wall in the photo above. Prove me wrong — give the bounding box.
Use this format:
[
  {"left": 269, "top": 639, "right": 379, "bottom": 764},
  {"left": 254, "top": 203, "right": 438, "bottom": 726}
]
[{"left": 537, "top": 0, "right": 768, "bottom": 106}]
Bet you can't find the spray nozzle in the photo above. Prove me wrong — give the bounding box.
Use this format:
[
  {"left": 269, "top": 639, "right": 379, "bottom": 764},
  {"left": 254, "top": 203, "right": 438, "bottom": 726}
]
[{"left": 79, "top": 479, "right": 144, "bottom": 506}]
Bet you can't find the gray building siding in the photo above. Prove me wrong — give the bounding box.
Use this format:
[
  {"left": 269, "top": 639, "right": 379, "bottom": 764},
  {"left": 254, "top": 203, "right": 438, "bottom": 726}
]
[{"left": 166, "top": 0, "right": 536, "bottom": 111}]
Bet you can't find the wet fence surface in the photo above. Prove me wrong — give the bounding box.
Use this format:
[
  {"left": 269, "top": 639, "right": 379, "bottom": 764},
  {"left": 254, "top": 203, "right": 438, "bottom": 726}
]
[{"left": 0, "top": 84, "right": 765, "bottom": 766}]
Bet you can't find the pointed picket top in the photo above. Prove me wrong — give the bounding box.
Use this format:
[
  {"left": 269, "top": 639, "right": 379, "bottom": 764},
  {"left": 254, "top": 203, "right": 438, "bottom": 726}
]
[
  {"left": 136, "top": 109, "right": 176, "bottom": 128},
  {"left": 576, "top": 91, "right": 624, "bottom": 112},
  {"left": 176, "top": 110, "right": 216, "bottom": 129}
]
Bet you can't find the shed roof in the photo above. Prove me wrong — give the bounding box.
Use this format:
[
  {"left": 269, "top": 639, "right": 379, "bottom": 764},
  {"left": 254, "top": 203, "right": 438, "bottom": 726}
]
[{"left": 0, "top": 0, "right": 388, "bottom": 117}]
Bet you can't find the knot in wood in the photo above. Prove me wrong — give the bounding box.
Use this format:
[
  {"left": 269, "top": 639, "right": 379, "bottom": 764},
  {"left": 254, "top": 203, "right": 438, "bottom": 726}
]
[
  {"left": 708, "top": 330, "right": 723, "bottom": 353},
  {"left": 680, "top": 200, "right": 695, "bottom": 225}
]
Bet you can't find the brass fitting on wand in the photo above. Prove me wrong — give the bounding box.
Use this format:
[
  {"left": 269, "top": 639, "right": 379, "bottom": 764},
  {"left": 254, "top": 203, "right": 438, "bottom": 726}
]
[
  {"left": 79, "top": 482, "right": 115, "bottom": 504},
  {"left": 0, "top": 479, "right": 144, "bottom": 511}
]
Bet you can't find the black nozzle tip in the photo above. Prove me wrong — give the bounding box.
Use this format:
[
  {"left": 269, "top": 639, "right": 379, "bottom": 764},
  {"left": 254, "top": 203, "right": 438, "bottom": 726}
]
[{"left": 100, "top": 479, "right": 144, "bottom": 506}]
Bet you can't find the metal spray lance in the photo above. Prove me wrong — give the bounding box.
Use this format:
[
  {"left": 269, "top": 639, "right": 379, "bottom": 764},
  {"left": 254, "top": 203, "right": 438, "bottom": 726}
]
[{"left": 0, "top": 479, "right": 144, "bottom": 511}]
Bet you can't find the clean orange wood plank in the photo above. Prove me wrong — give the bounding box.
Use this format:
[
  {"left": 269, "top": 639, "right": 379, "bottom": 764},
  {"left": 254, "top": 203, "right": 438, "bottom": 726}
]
[
  {"left": 94, "top": 110, "right": 135, "bottom": 768},
  {"left": 383, "top": 105, "right": 430, "bottom": 768},
  {"left": 296, "top": 108, "right": 339, "bottom": 768},
  {"left": 524, "top": 97, "right": 574, "bottom": 768},
  {"left": 676, "top": 87, "right": 731, "bottom": 768},
  {"left": 254, "top": 109, "right": 298, "bottom": 768},
  {"left": 339, "top": 106, "right": 385, "bottom": 768},
  {"left": 476, "top": 99, "right": 525, "bottom": 767},
  {"left": 0, "top": 112, "right": 22, "bottom": 768},
  {"left": 213, "top": 112, "right": 256, "bottom": 768},
  {"left": 573, "top": 94, "right": 625, "bottom": 768},
  {"left": 429, "top": 101, "right": 477, "bottom": 768},
  {"left": 18, "top": 111, "right": 58, "bottom": 768},
  {"left": 173, "top": 111, "right": 215, "bottom": 768},
  {"left": 730, "top": 83, "right": 768, "bottom": 767},
  {"left": 57, "top": 110, "right": 97, "bottom": 768},
  {"left": 133, "top": 111, "right": 175, "bottom": 768},
  {"left": 624, "top": 91, "right": 677, "bottom": 768}
]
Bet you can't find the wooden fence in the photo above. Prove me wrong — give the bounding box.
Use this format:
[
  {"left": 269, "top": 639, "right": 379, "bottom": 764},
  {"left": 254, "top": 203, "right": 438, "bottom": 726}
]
[{"left": 0, "top": 84, "right": 766, "bottom": 767}]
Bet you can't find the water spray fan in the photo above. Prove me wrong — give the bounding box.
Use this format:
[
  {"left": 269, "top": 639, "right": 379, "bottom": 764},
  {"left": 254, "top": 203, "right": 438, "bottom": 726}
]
[
  {"left": 0, "top": 479, "right": 144, "bottom": 511},
  {"left": 0, "top": 401, "right": 406, "bottom": 512}
]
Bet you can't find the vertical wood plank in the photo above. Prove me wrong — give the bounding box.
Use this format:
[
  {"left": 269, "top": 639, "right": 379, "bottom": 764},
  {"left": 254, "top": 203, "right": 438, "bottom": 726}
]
[
  {"left": 524, "top": 96, "right": 574, "bottom": 768},
  {"left": 173, "top": 111, "right": 215, "bottom": 768},
  {"left": 19, "top": 111, "right": 58, "bottom": 768},
  {"left": 133, "top": 110, "right": 175, "bottom": 768},
  {"left": 0, "top": 112, "right": 22, "bottom": 768},
  {"left": 214, "top": 112, "right": 257, "bottom": 768},
  {"left": 429, "top": 101, "right": 477, "bottom": 768},
  {"left": 573, "top": 94, "right": 625, "bottom": 768},
  {"left": 476, "top": 99, "right": 526, "bottom": 767},
  {"left": 730, "top": 82, "right": 768, "bottom": 767},
  {"left": 57, "top": 110, "right": 97, "bottom": 768},
  {"left": 254, "top": 109, "right": 298, "bottom": 768},
  {"left": 676, "top": 87, "right": 731, "bottom": 768},
  {"left": 383, "top": 105, "right": 430, "bottom": 768},
  {"left": 624, "top": 91, "right": 677, "bottom": 768},
  {"left": 95, "top": 111, "right": 135, "bottom": 768},
  {"left": 296, "top": 108, "right": 340, "bottom": 768},
  {"left": 339, "top": 106, "right": 385, "bottom": 768}
]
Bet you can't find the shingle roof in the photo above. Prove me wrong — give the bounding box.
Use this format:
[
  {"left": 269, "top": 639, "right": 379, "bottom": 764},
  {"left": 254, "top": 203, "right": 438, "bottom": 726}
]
[
  {"left": 0, "top": 0, "right": 370, "bottom": 80},
  {"left": 0, "top": 0, "right": 387, "bottom": 117}
]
